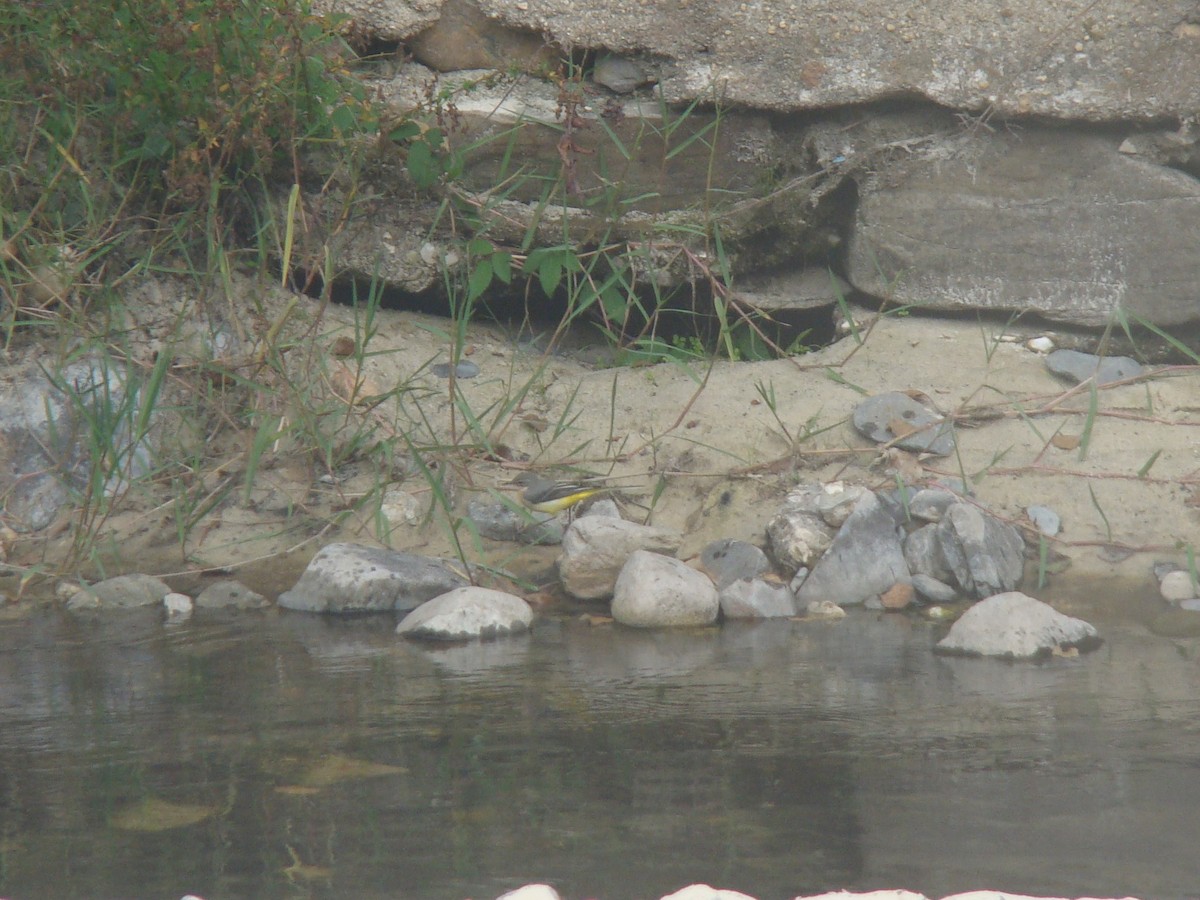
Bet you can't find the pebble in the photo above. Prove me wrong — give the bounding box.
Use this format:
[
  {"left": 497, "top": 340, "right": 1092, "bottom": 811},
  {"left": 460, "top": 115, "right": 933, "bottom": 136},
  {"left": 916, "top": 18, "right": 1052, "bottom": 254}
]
[
  {"left": 1024, "top": 504, "right": 1061, "bottom": 537},
  {"left": 1044, "top": 348, "right": 1143, "bottom": 386},
  {"left": 851, "top": 391, "right": 956, "bottom": 456},
  {"left": 1159, "top": 569, "right": 1198, "bottom": 602},
  {"left": 431, "top": 360, "right": 481, "bottom": 379}
]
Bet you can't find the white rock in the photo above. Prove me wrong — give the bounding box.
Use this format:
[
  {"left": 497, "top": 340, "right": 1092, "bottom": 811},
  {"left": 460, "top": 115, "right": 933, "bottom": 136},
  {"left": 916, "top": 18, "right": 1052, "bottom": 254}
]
[
  {"left": 1025, "top": 335, "right": 1056, "bottom": 353},
  {"left": 163, "top": 592, "right": 193, "bottom": 620},
  {"left": 1159, "top": 569, "right": 1198, "bottom": 602},
  {"left": 396, "top": 587, "right": 532, "bottom": 641},
  {"left": 659, "top": 885, "right": 759, "bottom": 900},
  {"left": 612, "top": 550, "right": 719, "bottom": 627},
  {"left": 558, "top": 517, "right": 684, "bottom": 600},
  {"left": 936, "top": 591, "right": 1100, "bottom": 659},
  {"left": 495, "top": 885, "right": 561, "bottom": 900}
]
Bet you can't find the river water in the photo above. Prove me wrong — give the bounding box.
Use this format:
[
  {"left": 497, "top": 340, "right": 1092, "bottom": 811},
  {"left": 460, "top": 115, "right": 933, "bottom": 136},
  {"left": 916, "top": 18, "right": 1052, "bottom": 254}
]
[{"left": 0, "top": 584, "right": 1197, "bottom": 900}]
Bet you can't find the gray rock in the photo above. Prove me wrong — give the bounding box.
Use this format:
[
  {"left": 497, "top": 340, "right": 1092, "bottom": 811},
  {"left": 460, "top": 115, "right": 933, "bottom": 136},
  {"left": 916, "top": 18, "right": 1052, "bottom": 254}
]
[
  {"left": 1025, "top": 505, "right": 1062, "bottom": 537},
  {"left": 396, "top": 586, "right": 532, "bottom": 641},
  {"left": 719, "top": 578, "right": 797, "bottom": 619},
  {"left": 851, "top": 391, "right": 955, "bottom": 457},
  {"left": 1045, "top": 349, "right": 1144, "bottom": 386},
  {"left": 611, "top": 550, "right": 719, "bottom": 628},
  {"left": 558, "top": 517, "right": 684, "bottom": 601},
  {"left": 936, "top": 591, "right": 1101, "bottom": 659},
  {"left": 73, "top": 574, "right": 172, "bottom": 609},
  {"left": 814, "top": 482, "right": 867, "bottom": 528},
  {"left": 907, "top": 489, "right": 958, "bottom": 523},
  {"left": 936, "top": 503, "right": 1026, "bottom": 598},
  {"left": 592, "top": 54, "right": 656, "bottom": 94},
  {"left": 343, "top": 0, "right": 1200, "bottom": 121},
  {"left": 0, "top": 359, "right": 156, "bottom": 532},
  {"left": 848, "top": 124, "right": 1200, "bottom": 328},
  {"left": 194, "top": 580, "right": 270, "bottom": 610},
  {"left": 911, "top": 573, "right": 959, "bottom": 604},
  {"left": 466, "top": 496, "right": 565, "bottom": 545},
  {"left": 431, "top": 359, "right": 481, "bottom": 379},
  {"left": 766, "top": 484, "right": 836, "bottom": 571},
  {"left": 278, "top": 543, "right": 469, "bottom": 613},
  {"left": 697, "top": 538, "right": 771, "bottom": 589},
  {"left": 794, "top": 492, "right": 909, "bottom": 607},
  {"left": 903, "top": 523, "right": 953, "bottom": 583}
]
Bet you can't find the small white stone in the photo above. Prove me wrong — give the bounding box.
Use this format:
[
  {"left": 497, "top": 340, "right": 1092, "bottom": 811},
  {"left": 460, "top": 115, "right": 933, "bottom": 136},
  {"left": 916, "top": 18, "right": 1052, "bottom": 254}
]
[
  {"left": 1160, "top": 569, "right": 1198, "bottom": 602},
  {"left": 164, "top": 592, "right": 194, "bottom": 620},
  {"left": 496, "top": 884, "right": 560, "bottom": 900},
  {"left": 1026, "top": 335, "right": 1055, "bottom": 353}
]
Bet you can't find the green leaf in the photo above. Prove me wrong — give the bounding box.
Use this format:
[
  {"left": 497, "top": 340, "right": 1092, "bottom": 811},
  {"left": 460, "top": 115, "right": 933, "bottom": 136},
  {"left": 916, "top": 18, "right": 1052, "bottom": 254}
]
[
  {"left": 406, "top": 139, "right": 438, "bottom": 188},
  {"left": 329, "top": 103, "right": 358, "bottom": 134},
  {"left": 467, "top": 259, "right": 493, "bottom": 301},
  {"left": 492, "top": 252, "right": 512, "bottom": 284},
  {"left": 467, "top": 238, "right": 493, "bottom": 257},
  {"left": 389, "top": 122, "right": 422, "bottom": 143},
  {"left": 538, "top": 258, "right": 563, "bottom": 296}
]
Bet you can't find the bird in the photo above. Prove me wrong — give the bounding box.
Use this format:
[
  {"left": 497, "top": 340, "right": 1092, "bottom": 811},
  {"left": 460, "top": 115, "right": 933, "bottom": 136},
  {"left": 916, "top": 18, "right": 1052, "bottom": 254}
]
[{"left": 510, "top": 471, "right": 607, "bottom": 516}]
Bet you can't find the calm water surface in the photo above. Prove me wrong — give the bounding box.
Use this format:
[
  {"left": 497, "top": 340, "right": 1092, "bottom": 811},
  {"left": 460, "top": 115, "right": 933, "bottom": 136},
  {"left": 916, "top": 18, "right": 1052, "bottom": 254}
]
[{"left": 1, "top": 590, "right": 1198, "bottom": 900}]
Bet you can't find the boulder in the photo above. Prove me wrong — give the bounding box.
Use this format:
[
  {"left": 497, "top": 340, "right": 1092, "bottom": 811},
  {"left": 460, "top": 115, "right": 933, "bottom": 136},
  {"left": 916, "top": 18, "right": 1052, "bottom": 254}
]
[
  {"left": 278, "top": 543, "right": 469, "bottom": 613},
  {"left": 194, "top": 580, "right": 270, "bottom": 609},
  {"left": 719, "top": 577, "right": 797, "bottom": 619},
  {"left": 847, "top": 125, "right": 1200, "bottom": 328},
  {"left": 936, "top": 503, "right": 1025, "bottom": 599},
  {"left": 611, "top": 550, "right": 719, "bottom": 627},
  {"left": 794, "top": 492, "right": 909, "bottom": 607},
  {"left": 396, "top": 586, "right": 532, "bottom": 640},
  {"left": 936, "top": 591, "right": 1101, "bottom": 659},
  {"left": 558, "top": 517, "right": 684, "bottom": 600}
]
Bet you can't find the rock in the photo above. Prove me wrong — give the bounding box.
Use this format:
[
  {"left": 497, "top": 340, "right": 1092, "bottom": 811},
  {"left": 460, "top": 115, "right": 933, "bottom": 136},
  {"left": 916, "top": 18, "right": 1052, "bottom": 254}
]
[
  {"left": 396, "top": 586, "right": 532, "bottom": 641},
  {"left": 1159, "top": 569, "right": 1198, "bottom": 602},
  {"left": 697, "top": 538, "right": 771, "bottom": 589},
  {"left": 936, "top": 503, "right": 1026, "bottom": 599},
  {"left": 592, "top": 54, "right": 656, "bottom": 94},
  {"left": 814, "top": 481, "right": 867, "bottom": 528},
  {"left": 894, "top": 530, "right": 960, "bottom": 597},
  {"left": 936, "top": 591, "right": 1102, "bottom": 659},
  {"left": 880, "top": 581, "right": 915, "bottom": 610},
  {"left": 658, "top": 886, "right": 759, "bottom": 900},
  {"left": 848, "top": 124, "right": 1200, "bottom": 328},
  {"left": 163, "top": 592, "right": 193, "bottom": 621},
  {"left": 719, "top": 577, "right": 797, "bottom": 619},
  {"left": 346, "top": 0, "right": 1200, "bottom": 121},
  {"left": 495, "top": 885, "right": 562, "bottom": 900},
  {"left": 407, "top": 0, "right": 556, "bottom": 73},
  {"left": 466, "top": 496, "right": 565, "bottom": 545},
  {"left": 906, "top": 488, "right": 958, "bottom": 523},
  {"left": 611, "top": 550, "right": 719, "bottom": 627},
  {"left": 737, "top": 267, "right": 852, "bottom": 314},
  {"left": 765, "top": 484, "right": 836, "bottom": 571},
  {"left": 802, "top": 599, "right": 847, "bottom": 620},
  {"left": 194, "top": 580, "right": 270, "bottom": 609},
  {"left": 78, "top": 574, "right": 173, "bottom": 609},
  {"left": 851, "top": 392, "right": 955, "bottom": 457},
  {"left": 558, "top": 517, "right": 684, "bottom": 600},
  {"left": 431, "top": 359, "right": 481, "bottom": 379},
  {"left": 1045, "top": 349, "right": 1145, "bottom": 386},
  {"left": 278, "top": 543, "right": 469, "bottom": 613},
  {"left": 911, "top": 573, "right": 958, "bottom": 604},
  {"left": 1025, "top": 505, "right": 1062, "bottom": 537},
  {"left": 794, "top": 492, "right": 909, "bottom": 607},
  {"left": 0, "top": 358, "right": 156, "bottom": 531}
]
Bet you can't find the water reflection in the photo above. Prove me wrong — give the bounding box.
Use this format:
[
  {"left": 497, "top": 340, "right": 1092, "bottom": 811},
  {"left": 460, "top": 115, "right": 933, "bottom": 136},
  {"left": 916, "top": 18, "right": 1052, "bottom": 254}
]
[{"left": 0, "top": 604, "right": 1198, "bottom": 899}]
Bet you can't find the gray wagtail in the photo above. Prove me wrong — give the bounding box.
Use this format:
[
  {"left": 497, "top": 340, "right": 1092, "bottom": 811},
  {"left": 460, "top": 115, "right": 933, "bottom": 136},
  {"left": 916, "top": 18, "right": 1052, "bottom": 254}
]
[{"left": 510, "top": 471, "right": 606, "bottom": 515}]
